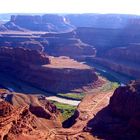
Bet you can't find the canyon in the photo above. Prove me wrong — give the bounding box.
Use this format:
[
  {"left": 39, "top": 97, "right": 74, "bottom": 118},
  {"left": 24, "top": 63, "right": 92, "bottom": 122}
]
[
  {"left": 1, "top": 14, "right": 140, "bottom": 79},
  {"left": 0, "top": 13, "right": 140, "bottom": 140},
  {"left": 0, "top": 80, "right": 140, "bottom": 139},
  {"left": 76, "top": 25, "right": 140, "bottom": 80},
  {"left": 0, "top": 47, "right": 98, "bottom": 93},
  {"left": 0, "top": 30, "right": 96, "bottom": 60}
]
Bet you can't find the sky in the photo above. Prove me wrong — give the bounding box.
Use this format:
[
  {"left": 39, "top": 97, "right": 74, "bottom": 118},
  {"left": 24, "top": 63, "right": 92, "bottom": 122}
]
[{"left": 0, "top": 0, "right": 140, "bottom": 15}]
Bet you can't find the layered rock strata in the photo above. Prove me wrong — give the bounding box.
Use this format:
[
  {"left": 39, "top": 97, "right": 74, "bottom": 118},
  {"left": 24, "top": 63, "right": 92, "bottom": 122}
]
[
  {"left": 0, "top": 89, "right": 61, "bottom": 140},
  {"left": 0, "top": 47, "right": 98, "bottom": 93}
]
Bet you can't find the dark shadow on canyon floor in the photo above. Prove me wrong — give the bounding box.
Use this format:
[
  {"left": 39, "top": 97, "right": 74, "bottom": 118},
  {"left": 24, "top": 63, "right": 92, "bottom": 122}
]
[
  {"left": 0, "top": 72, "right": 53, "bottom": 96},
  {"left": 85, "top": 106, "right": 140, "bottom": 140}
]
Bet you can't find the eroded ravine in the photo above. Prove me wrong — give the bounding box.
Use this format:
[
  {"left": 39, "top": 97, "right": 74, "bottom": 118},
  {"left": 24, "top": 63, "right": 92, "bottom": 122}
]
[{"left": 46, "top": 91, "right": 113, "bottom": 139}]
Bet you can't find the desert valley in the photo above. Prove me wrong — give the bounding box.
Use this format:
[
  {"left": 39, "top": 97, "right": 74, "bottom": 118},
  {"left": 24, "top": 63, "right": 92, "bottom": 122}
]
[{"left": 0, "top": 13, "right": 140, "bottom": 140}]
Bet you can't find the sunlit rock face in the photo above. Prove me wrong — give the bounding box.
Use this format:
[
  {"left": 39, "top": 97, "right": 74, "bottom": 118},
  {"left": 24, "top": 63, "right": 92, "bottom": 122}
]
[
  {"left": 0, "top": 90, "right": 61, "bottom": 140},
  {"left": 0, "top": 47, "right": 50, "bottom": 65},
  {"left": 5, "top": 14, "right": 74, "bottom": 32}
]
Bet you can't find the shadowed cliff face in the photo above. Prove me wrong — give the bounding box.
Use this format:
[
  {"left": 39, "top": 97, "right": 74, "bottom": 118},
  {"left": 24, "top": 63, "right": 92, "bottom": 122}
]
[
  {"left": 77, "top": 23, "right": 140, "bottom": 79},
  {"left": 85, "top": 80, "right": 140, "bottom": 140},
  {"left": 66, "top": 14, "right": 136, "bottom": 28},
  {"left": 0, "top": 47, "right": 50, "bottom": 65},
  {"left": 0, "top": 24, "right": 7, "bottom": 31},
  {"left": 0, "top": 47, "right": 98, "bottom": 93},
  {"left": 42, "top": 31, "right": 96, "bottom": 60},
  {"left": 76, "top": 21, "right": 140, "bottom": 55}
]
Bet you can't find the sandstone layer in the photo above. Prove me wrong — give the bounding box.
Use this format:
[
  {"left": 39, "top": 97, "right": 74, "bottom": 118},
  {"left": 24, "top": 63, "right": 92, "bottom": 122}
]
[
  {"left": 0, "top": 89, "right": 61, "bottom": 140},
  {"left": 5, "top": 14, "right": 74, "bottom": 32},
  {"left": 0, "top": 30, "right": 96, "bottom": 60},
  {"left": 0, "top": 47, "right": 98, "bottom": 93},
  {"left": 42, "top": 30, "right": 96, "bottom": 60}
]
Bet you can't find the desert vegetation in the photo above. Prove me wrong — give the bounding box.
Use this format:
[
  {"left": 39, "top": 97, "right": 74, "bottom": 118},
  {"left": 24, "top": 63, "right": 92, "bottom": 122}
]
[
  {"left": 58, "top": 93, "right": 85, "bottom": 100},
  {"left": 50, "top": 101, "right": 76, "bottom": 121}
]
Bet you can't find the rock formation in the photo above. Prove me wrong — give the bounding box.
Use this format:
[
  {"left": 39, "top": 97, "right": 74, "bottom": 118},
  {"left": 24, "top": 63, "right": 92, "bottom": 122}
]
[
  {"left": 86, "top": 80, "right": 140, "bottom": 139},
  {"left": 76, "top": 27, "right": 123, "bottom": 56},
  {"left": 0, "top": 24, "right": 7, "bottom": 31},
  {"left": 76, "top": 24, "right": 140, "bottom": 79},
  {"left": 66, "top": 14, "right": 135, "bottom": 28},
  {"left": 55, "top": 80, "right": 140, "bottom": 140},
  {"left": 0, "top": 80, "right": 140, "bottom": 139},
  {"left": 42, "top": 30, "right": 96, "bottom": 60},
  {"left": 0, "top": 47, "right": 98, "bottom": 93},
  {"left": 0, "top": 33, "right": 47, "bottom": 52},
  {"left": 4, "top": 14, "right": 74, "bottom": 32},
  {"left": 87, "top": 57, "right": 140, "bottom": 79},
  {"left": 0, "top": 30, "right": 96, "bottom": 60},
  {"left": 0, "top": 47, "right": 50, "bottom": 65},
  {"left": 105, "top": 44, "right": 140, "bottom": 64},
  {"left": 0, "top": 89, "right": 61, "bottom": 140},
  {"left": 109, "top": 80, "right": 140, "bottom": 119}
]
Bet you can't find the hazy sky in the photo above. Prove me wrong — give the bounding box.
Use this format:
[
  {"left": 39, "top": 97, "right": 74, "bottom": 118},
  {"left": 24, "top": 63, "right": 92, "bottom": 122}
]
[{"left": 0, "top": 0, "right": 140, "bottom": 15}]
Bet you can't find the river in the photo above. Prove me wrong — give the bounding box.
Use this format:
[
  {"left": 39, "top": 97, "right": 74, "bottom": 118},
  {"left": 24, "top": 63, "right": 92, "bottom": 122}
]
[
  {"left": 0, "top": 62, "right": 134, "bottom": 106},
  {"left": 86, "top": 61, "right": 134, "bottom": 84}
]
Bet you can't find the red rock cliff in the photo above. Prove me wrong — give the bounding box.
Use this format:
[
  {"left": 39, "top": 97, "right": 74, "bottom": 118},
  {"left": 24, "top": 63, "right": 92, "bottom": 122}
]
[
  {"left": 0, "top": 90, "right": 61, "bottom": 140},
  {"left": 0, "top": 47, "right": 98, "bottom": 93}
]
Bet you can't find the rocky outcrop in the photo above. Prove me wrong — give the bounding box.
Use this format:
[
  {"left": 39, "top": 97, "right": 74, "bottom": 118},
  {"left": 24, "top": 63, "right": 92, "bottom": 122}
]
[
  {"left": 0, "top": 90, "right": 61, "bottom": 140},
  {"left": 0, "top": 101, "right": 14, "bottom": 116},
  {"left": 4, "top": 14, "right": 74, "bottom": 32},
  {"left": 76, "top": 20, "right": 140, "bottom": 55},
  {"left": 109, "top": 80, "right": 140, "bottom": 119},
  {"left": 0, "top": 24, "right": 7, "bottom": 31},
  {"left": 0, "top": 47, "right": 50, "bottom": 65},
  {"left": 0, "top": 30, "right": 96, "bottom": 60},
  {"left": 0, "top": 47, "right": 98, "bottom": 93},
  {"left": 0, "top": 34, "right": 48, "bottom": 52},
  {"left": 42, "top": 30, "right": 96, "bottom": 60},
  {"left": 1, "top": 79, "right": 140, "bottom": 139}
]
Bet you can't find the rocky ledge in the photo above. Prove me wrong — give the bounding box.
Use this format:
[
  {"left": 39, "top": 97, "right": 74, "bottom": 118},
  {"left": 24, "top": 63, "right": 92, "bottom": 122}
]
[
  {"left": 0, "top": 30, "right": 96, "bottom": 60},
  {"left": 0, "top": 47, "right": 98, "bottom": 93},
  {"left": 42, "top": 30, "right": 96, "bottom": 60},
  {"left": 0, "top": 89, "right": 61, "bottom": 140},
  {"left": 4, "top": 14, "right": 74, "bottom": 32}
]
